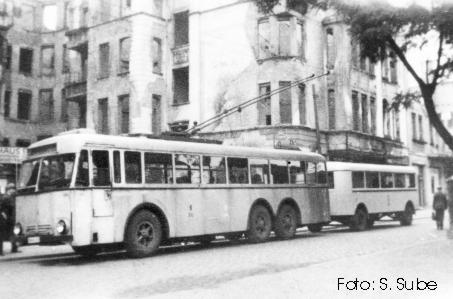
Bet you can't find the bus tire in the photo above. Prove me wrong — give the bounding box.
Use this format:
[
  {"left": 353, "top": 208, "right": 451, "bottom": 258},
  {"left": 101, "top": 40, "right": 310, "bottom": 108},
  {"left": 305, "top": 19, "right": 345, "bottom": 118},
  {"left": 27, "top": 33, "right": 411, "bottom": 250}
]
[
  {"left": 72, "top": 245, "right": 100, "bottom": 257},
  {"left": 307, "top": 223, "right": 323, "bottom": 233},
  {"left": 125, "top": 210, "right": 162, "bottom": 258},
  {"left": 400, "top": 204, "right": 414, "bottom": 226},
  {"left": 349, "top": 208, "right": 368, "bottom": 231},
  {"left": 247, "top": 205, "right": 272, "bottom": 243},
  {"left": 275, "top": 204, "right": 298, "bottom": 239}
]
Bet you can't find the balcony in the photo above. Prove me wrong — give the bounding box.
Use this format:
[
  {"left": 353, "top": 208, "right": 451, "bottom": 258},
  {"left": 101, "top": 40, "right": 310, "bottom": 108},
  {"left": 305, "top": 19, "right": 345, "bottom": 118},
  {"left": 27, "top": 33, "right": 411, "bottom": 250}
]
[
  {"left": 172, "top": 44, "right": 189, "bottom": 67},
  {"left": 65, "top": 27, "right": 89, "bottom": 51},
  {"left": 327, "top": 130, "right": 409, "bottom": 165},
  {"left": 64, "top": 71, "right": 87, "bottom": 100}
]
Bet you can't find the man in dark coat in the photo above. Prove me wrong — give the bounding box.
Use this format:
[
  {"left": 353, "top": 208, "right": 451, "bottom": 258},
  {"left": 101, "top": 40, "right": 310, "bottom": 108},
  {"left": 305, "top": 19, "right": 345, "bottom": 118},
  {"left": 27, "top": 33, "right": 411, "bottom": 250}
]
[
  {"left": 0, "top": 183, "right": 18, "bottom": 254},
  {"left": 433, "top": 187, "right": 448, "bottom": 230}
]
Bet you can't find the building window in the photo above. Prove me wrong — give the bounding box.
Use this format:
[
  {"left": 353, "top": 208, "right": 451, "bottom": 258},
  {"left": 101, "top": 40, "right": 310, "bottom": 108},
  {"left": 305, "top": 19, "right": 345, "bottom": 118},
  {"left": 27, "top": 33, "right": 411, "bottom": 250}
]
[
  {"left": 118, "top": 95, "right": 129, "bottom": 134},
  {"left": 411, "top": 112, "right": 417, "bottom": 140},
  {"left": 279, "top": 81, "right": 292, "bottom": 124},
  {"left": 119, "top": 37, "right": 130, "bottom": 74},
  {"left": 1, "top": 138, "right": 9, "bottom": 146},
  {"left": 258, "top": 18, "right": 271, "bottom": 59},
  {"left": 21, "top": 5, "right": 35, "bottom": 31},
  {"left": 99, "top": 0, "right": 111, "bottom": 23},
  {"left": 3, "top": 90, "right": 11, "bottom": 118},
  {"left": 390, "top": 56, "right": 397, "bottom": 83},
  {"left": 17, "top": 90, "right": 32, "bottom": 120},
  {"left": 383, "top": 99, "right": 390, "bottom": 137},
  {"left": 328, "top": 89, "right": 335, "bottom": 129},
  {"left": 361, "top": 93, "right": 368, "bottom": 133},
  {"left": 98, "top": 98, "right": 109, "bottom": 134},
  {"left": 370, "top": 96, "right": 376, "bottom": 135},
  {"left": 359, "top": 47, "right": 367, "bottom": 72},
  {"left": 430, "top": 122, "right": 434, "bottom": 145},
  {"left": 351, "top": 41, "right": 359, "bottom": 68},
  {"left": 173, "top": 67, "right": 189, "bottom": 105},
  {"left": 278, "top": 17, "right": 291, "bottom": 56},
  {"left": 352, "top": 91, "right": 360, "bottom": 131},
  {"left": 19, "top": 48, "right": 33, "bottom": 75},
  {"left": 62, "top": 44, "right": 70, "bottom": 73},
  {"left": 98, "top": 43, "right": 110, "bottom": 79},
  {"left": 38, "top": 89, "right": 54, "bottom": 122},
  {"left": 5, "top": 45, "right": 11, "bottom": 70},
  {"left": 382, "top": 56, "right": 389, "bottom": 82},
  {"left": 174, "top": 11, "right": 189, "bottom": 47},
  {"left": 152, "top": 37, "right": 162, "bottom": 74},
  {"left": 326, "top": 28, "right": 335, "bottom": 69},
  {"left": 40, "top": 45, "right": 55, "bottom": 76},
  {"left": 258, "top": 83, "right": 271, "bottom": 125},
  {"left": 296, "top": 20, "right": 305, "bottom": 59},
  {"left": 152, "top": 94, "right": 161, "bottom": 134},
  {"left": 60, "top": 89, "right": 68, "bottom": 122},
  {"left": 395, "top": 110, "right": 400, "bottom": 140},
  {"left": 42, "top": 5, "right": 57, "bottom": 31},
  {"left": 418, "top": 115, "right": 424, "bottom": 141},
  {"left": 299, "top": 84, "right": 306, "bottom": 125}
]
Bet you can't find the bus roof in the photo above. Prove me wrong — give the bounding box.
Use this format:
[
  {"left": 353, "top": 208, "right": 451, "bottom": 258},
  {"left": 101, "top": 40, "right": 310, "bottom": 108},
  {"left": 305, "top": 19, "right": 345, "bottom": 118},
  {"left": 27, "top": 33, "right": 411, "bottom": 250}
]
[
  {"left": 326, "top": 161, "right": 417, "bottom": 173},
  {"left": 27, "top": 132, "right": 326, "bottom": 162}
]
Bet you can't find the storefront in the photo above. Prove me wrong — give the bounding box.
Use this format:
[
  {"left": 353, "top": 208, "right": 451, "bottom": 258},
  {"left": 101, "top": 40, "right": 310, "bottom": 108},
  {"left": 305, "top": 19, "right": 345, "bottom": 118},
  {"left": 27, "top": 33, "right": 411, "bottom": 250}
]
[{"left": 0, "top": 147, "right": 27, "bottom": 194}]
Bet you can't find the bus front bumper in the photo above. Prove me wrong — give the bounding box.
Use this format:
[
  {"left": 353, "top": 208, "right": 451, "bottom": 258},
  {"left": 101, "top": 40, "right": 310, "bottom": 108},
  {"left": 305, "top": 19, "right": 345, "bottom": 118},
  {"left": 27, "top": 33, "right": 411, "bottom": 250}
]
[{"left": 14, "top": 235, "right": 73, "bottom": 246}]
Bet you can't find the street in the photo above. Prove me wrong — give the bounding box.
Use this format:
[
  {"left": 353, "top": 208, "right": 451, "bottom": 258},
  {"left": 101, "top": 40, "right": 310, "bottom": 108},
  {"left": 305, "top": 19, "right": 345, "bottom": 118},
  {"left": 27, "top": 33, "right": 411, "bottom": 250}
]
[{"left": 1, "top": 210, "right": 452, "bottom": 299}]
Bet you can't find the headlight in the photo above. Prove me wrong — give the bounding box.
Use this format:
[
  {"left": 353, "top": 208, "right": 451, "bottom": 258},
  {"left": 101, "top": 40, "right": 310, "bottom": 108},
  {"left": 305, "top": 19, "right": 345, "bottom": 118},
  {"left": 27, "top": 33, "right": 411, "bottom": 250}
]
[
  {"left": 56, "top": 220, "right": 67, "bottom": 234},
  {"left": 13, "top": 223, "right": 22, "bottom": 235}
]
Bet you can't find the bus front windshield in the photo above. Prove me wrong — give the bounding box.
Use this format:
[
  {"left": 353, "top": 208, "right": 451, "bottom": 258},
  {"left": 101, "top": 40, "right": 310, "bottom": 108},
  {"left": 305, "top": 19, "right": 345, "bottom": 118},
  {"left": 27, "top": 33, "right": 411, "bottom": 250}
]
[
  {"left": 39, "top": 154, "right": 76, "bottom": 190},
  {"left": 18, "top": 160, "right": 40, "bottom": 189}
]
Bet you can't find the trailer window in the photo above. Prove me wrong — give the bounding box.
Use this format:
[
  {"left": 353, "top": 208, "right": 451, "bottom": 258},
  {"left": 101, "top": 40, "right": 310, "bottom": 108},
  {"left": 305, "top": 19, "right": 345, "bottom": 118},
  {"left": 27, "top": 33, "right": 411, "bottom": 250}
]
[
  {"left": 407, "top": 173, "right": 416, "bottom": 188},
  {"left": 327, "top": 172, "right": 334, "bottom": 188},
  {"left": 250, "top": 158, "right": 269, "bottom": 184},
  {"left": 395, "top": 173, "right": 406, "bottom": 188},
  {"left": 380, "top": 172, "right": 394, "bottom": 188},
  {"left": 125, "top": 151, "right": 142, "bottom": 184},
  {"left": 270, "top": 160, "right": 289, "bottom": 184},
  {"left": 352, "top": 171, "right": 364, "bottom": 188},
  {"left": 365, "top": 172, "right": 379, "bottom": 188}
]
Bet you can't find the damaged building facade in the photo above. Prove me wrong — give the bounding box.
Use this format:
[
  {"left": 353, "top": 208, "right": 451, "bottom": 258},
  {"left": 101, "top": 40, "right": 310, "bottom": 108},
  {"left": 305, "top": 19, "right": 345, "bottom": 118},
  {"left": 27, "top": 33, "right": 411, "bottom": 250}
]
[{"left": 0, "top": 0, "right": 452, "bottom": 205}]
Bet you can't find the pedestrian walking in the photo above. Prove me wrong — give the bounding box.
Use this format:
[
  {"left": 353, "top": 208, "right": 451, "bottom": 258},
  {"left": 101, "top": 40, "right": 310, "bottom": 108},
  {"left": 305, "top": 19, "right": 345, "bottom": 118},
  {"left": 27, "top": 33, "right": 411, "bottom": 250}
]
[
  {"left": 0, "top": 183, "right": 18, "bottom": 254},
  {"left": 433, "top": 186, "right": 448, "bottom": 230}
]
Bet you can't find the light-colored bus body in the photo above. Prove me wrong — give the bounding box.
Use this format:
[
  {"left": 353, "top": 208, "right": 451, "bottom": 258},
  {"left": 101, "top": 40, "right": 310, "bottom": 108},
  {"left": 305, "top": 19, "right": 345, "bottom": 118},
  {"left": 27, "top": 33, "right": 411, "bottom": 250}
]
[
  {"left": 327, "top": 161, "right": 418, "bottom": 228},
  {"left": 15, "top": 132, "right": 329, "bottom": 253}
]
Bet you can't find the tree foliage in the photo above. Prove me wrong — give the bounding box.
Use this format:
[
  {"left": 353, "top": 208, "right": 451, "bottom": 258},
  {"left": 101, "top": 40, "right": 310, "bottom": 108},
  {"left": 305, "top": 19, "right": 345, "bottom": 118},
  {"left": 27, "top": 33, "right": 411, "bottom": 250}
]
[{"left": 254, "top": 0, "right": 453, "bottom": 152}]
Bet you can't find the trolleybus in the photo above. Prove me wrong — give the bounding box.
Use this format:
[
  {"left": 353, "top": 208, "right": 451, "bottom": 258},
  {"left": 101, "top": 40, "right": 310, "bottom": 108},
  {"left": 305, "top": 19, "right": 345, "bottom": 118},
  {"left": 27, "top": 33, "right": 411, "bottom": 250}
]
[
  {"left": 14, "top": 130, "right": 330, "bottom": 257},
  {"left": 327, "top": 161, "right": 418, "bottom": 231}
]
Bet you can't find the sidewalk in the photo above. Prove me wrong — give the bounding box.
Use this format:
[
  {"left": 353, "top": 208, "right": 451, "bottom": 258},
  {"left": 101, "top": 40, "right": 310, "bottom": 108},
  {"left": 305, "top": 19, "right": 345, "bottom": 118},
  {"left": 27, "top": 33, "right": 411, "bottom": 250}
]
[{"left": 414, "top": 207, "right": 432, "bottom": 219}]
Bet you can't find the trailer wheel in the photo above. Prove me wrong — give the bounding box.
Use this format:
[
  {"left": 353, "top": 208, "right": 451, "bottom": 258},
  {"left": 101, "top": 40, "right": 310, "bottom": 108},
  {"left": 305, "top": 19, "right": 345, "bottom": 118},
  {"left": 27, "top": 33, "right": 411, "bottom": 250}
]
[
  {"left": 349, "top": 208, "right": 368, "bottom": 231},
  {"left": 275, "top": 204, "right": 298, "bottom": 239},
  {"left": 247, "top": 205, "right": 272, "bottom": 243},
  {"left": 307, "top": 223, "right": 323, "bottom": 233},
  {"left": 125, "top": 210, "right": 162, "bottom": 258},
  {"left": 400, "top": 204, "right": 414, "bottom": 226}
]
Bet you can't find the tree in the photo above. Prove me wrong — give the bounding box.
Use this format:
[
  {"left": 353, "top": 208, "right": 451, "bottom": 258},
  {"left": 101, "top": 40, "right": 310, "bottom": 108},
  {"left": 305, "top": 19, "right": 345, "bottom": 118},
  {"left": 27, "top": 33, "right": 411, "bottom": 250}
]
[{"left": 254, "top": 0, "right": 453, "bottom": 151}]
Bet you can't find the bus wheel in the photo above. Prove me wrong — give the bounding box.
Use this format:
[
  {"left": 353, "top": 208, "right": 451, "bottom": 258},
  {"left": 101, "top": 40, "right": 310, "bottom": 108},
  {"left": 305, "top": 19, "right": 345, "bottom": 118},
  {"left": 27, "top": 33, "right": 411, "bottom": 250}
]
[
  {"left": 349, "top": 208, "right": 368, "bottom": 231},
  {"left": 72, "top": 245, "right": 100, "bottom": 257},
  {"left": 275, "top": 204, "right": 298, "bottom": 239},
  {"left": 400, "top": 204, "right": 414, "bottom": 226},
  {"left": 307, "top": 223, "right": 323, "bottom": 233},
  {"left": 247, "top": 205, "right": 272, "bottom": 243},
  {"left": 125, "top": 210, "right": 162, "bottom": 258}
]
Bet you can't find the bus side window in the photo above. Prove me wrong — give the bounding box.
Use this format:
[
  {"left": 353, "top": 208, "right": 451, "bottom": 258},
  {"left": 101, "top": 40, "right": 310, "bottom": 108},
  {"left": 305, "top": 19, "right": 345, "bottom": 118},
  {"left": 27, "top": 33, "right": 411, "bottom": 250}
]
[
  {"left": 125, "top": 151, "right": 142, "bottom": 184},
  {"left": 227, "top": 157, "right": 249, "bottom": 184},
  {"left": 380, "top": 172, "right": 394, "bottom": 188},
  {"left": 270, "top": 160, "right": 289, "bottom": 184},
  {"left": 365, "top": 172, "right": 379, "bottom": 188},
  {"left": 202, "top": 156, "right": 226, "bottom": 184},
  {"left": 175, "top": 154, "right": 200, "bottom": 184},
  {"left": 289, "top": 161, "right": 305, "bottom": 184},
  {"left": 316, "top": 162, "right": 327, "bottom": 184},
  {"left": 145, "top": 153, "right": 173, "bottom": 184},
  {"left": 92, "top": 150, "right": 111, "bottom": 186},
  {"left": 306, "top": 162, "right": 316, "bottom": 184},
  {"left": 407, "top": 173, "right": 416, "bottom": 188},
  {"left": 327, "top": 172, "right": 334, "bottom": 188},
  {"left": 76, "top": 150, "right": 89, "bottom": 187},
  {"left": 113, "top": 151, "right": 121, "bottom": 183},
  {"left": 395, "top": 173, "right": 406, "bottom": 188},
  {"left": 352, "top": 171, "right": 364, "bottom": 188},
  {"left": 250, "top": 158, "right": 269, "bottom": 184}
]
